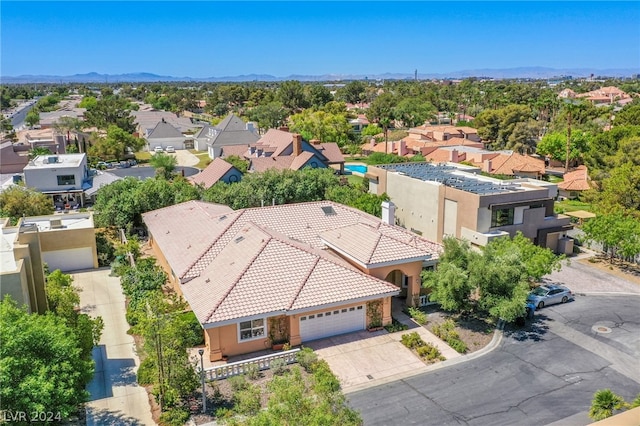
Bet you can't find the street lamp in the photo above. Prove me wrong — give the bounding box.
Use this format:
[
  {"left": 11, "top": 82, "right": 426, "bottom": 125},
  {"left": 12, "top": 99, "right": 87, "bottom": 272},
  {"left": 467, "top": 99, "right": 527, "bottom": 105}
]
[{"left": 198, "top": 349, "right": 207, "bottom": 414}]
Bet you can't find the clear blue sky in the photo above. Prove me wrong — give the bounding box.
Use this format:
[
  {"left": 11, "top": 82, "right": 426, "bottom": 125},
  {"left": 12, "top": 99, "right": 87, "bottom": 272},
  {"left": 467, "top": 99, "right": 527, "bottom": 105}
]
[{"left": 2, "top": 1, "right": 639, "bottom": 77}]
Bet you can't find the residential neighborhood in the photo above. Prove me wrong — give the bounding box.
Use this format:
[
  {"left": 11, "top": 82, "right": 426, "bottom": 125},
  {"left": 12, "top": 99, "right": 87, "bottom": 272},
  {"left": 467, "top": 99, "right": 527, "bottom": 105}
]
[{"left": 2, "top": 3, "right": 640, "bottom": 425}]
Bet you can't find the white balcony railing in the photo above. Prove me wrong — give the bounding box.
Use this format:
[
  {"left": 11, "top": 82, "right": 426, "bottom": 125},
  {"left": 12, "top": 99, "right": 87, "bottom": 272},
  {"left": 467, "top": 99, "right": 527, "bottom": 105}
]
[{"left": 204, "top": 348, "right": 300, "bottom": 381}]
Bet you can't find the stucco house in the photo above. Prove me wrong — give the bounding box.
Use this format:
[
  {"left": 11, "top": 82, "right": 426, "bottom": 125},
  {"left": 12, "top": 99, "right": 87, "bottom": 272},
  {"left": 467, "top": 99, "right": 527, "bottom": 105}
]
[
  {"left": 0, "top": 212, "right": 98, "bottom": 313},
  {"left": 23, "top": 153, "right": 91, "bottom": 208},
  {"left": 194, "top": 113, "right": 260, "bottom": 154},
  {"left": 557, "top": 165, "right": 594, "bottom": 199},
  {"left": 145, "top": 119, "right": 187, "bottom": 151},
  {"left": 367, "top": 162, "right": 573, "bottom": 254},
  {"left": 143, "top": 200, "right": 441, "bottom": 361},
  {"left": 0, "top": 141, "right": 29, "bottom": 174}
]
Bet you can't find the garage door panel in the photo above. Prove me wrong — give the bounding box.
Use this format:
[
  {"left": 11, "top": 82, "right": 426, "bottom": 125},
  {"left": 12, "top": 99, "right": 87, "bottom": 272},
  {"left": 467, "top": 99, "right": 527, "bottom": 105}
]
[
  {"left": 299, "top": 305, "right": 365, "bottom": 342},
  {"left": 42, "top": 248, "right": 94, "bottom": 272}
]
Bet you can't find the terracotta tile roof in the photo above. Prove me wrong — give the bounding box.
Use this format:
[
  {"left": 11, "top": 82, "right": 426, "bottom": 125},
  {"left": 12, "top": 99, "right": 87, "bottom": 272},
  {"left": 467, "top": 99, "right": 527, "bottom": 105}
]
[
  {"left": 176, "top": 222, "right": 400, "bottom": 325},
  {"left": 558, "top": 165, "right": 593, "bottom": 191},
  {"left": 476, "top": 152, "right": 545, "bottom": 176},
  {"left": 141, "top": 201, "right": 234, "bottom": 278},
  {"left": 145, "top": 200, "right": 441, "bottom": 281},
  {"left": 188, "top": 158, "right": 238, "bottom": 189},
  {"left": 320, "top": 223, "right": 437, "bottom": 266}
]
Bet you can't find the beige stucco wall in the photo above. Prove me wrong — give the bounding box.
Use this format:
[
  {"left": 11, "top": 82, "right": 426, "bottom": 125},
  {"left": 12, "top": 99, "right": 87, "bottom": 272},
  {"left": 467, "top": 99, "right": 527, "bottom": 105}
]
[
  {"left": 0, "top": 261, "right": 32, "bottom": 312},
  {"left": 38, "top": 227, "right": 98, "bottom": 269},
  {"left": 204, "top": 298, "right": 389, "bottom": 361},
  {"left": 14, "top": 232, "right": 48, "bottom": 314},
  {"left": 148, "top": 234, "right": 183, "bottom": 296}
]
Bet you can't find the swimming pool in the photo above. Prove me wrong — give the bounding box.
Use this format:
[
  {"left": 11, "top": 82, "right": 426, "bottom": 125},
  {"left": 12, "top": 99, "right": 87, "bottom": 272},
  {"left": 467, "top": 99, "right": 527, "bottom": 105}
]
[{"left": 345, "top": 164, "right": 367, "bottom": 174}]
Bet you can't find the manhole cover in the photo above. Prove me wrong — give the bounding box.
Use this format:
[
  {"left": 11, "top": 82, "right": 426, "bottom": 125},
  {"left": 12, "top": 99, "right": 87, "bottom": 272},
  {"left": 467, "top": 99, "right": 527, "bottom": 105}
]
[{"left": 592, "top": 325, "right": 612, "bottom": 334}]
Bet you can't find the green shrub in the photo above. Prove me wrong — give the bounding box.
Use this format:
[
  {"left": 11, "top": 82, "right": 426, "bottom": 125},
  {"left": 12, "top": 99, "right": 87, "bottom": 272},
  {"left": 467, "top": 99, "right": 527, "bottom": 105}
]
[
  {"left": 416, "top": 343, "right": 445, "bottom": 362},
  {"left": 407, "top": 307, "right": 428, "bottom": 325},
  {"left": 178, "top": 311, "right": 204, "bottom": 347},
  {"left": 245, "top": 363, "right": 261, "bottom": 380},
  {"left": 270, "top": 357, "right": 288, "bottom": 375},
  {"left": 311, "top": 360, "right": 340, "bottom": 394},
  {"left": 137, "top": 357, "right": 156, "bottom": 385},
  {"left": 384, "top": 317, "right": 409, "bottom": 333},
  {"left": 233, "top": 385, "right": 261, "bottom": 416},
  {"left": 296, "top": 347, "right": 318, "bottom": 372},
  {"left": 400, "top": 332, "right": 425, "bottom": 350},
  {"left": 159, "top": 407, "right": 189, "bottom": 426},
  {"left": 95, "top": 232, "right": 115, "bottom": 267},
  {"left": 228, "top": 375, "right": 248, "bottom": 392},
  {"left": 448, "top": 338, "right": 468, "bottom": 354}
]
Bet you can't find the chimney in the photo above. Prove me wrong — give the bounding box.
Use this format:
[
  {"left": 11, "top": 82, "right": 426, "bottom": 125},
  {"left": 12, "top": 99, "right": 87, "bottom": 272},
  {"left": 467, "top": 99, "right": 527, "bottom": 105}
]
[
  {"left": 399, "top": 140, "right": 407, "bottom": 156},
  {"left": 450, "top": 149, "right": 459, "bottom": 163},
  {"left": 310, "top": 139, "right": 321, "bottom": 145},
  {"left": 279, "top": 126, "right": 289, "bottom": 132},
  {"left": 390, "top": 141, "right": 395, "bottom": 153},
  {"left": 381, "top": 201, "right": 396, "bottom": 225},
  {"left": 293, "top": 133, "right": 303, "bottom": 157},
  {"left": 483, "top": 159, "right": 492, "bottom": 173},
  {"left": 370, "top": 138, "right": 376, "bottom": 148}
]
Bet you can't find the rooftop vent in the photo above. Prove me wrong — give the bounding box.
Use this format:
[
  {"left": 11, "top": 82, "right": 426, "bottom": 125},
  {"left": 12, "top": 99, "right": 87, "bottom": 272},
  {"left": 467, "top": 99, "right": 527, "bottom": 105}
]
[
  {"left": 50, "top": 219, "right": 64, "bottom": 229},
  {"left": 234, "top": 236, "right": 245, "bottom": 243},
  {"left": 321, "top": 206, "right": 336, "bottom": 216}
]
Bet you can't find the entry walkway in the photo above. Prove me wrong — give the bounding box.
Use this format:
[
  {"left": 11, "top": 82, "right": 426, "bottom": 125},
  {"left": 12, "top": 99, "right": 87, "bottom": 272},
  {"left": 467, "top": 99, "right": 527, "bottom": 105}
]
[{"left": 74, "top": 268, "right": 155, "bottom": 425}]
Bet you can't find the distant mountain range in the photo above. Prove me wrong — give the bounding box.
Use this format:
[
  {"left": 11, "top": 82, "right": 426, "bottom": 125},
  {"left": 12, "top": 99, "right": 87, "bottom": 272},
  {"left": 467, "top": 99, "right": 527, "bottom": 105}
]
[{"left": 2, "top": 67, "right": 639, "bottom": 84}]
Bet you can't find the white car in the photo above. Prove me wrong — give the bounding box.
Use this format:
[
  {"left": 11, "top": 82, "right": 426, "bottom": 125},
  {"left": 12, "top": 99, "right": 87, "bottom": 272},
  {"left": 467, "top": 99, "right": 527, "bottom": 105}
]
[
  {"left": 154, "top": 146, "right": 164, "bottom": 153},
  {"left": 165, "top": 146, "right": 175, "bottom": 153}
]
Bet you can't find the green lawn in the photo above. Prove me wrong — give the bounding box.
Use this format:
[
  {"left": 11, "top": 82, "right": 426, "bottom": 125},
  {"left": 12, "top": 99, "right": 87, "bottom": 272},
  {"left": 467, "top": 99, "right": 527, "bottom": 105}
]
[
  {"left": 188, "top": 150, "right": 212, "bottom": 169},
  {"left": 555, "top": 199, "right": 594, "bottom": 213},
  {"left": 345, "top": 174, "right": 365, "bottom": 186}
]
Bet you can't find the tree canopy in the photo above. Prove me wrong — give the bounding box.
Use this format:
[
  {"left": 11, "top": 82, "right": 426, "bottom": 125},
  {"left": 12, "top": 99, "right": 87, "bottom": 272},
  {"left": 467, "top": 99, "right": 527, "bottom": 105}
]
[{"left": 0, "top": 186, "right": 53, "bottom": 224}]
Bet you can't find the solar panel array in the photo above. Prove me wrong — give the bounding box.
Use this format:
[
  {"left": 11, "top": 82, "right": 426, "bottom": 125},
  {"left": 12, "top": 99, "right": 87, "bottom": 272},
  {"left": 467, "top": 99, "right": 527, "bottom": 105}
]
[{"left": 377, "top": 163, "right": 518, "bottom": 195}]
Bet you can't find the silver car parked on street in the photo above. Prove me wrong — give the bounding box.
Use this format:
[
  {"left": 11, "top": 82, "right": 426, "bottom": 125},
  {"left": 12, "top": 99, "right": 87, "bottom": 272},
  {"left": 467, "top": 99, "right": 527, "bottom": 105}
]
[{"left": 527, "top": 284, "right": 573, "bottom": 310}]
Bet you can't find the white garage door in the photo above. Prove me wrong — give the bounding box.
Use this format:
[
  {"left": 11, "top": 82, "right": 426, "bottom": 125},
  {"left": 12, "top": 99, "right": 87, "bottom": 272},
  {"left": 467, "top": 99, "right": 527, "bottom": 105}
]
[
  {"left": 42, "top": 247, "right": 94, "bottom": 272},
  {"left": 299, "top": 305, "right": 365, "bottom": 342}
]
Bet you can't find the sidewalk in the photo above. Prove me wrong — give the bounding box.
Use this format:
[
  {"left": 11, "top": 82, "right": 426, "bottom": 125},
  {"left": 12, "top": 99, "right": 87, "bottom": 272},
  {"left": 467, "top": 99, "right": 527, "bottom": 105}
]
[{"left": 75, "top": 268, "right": 155, "bottom": 426}]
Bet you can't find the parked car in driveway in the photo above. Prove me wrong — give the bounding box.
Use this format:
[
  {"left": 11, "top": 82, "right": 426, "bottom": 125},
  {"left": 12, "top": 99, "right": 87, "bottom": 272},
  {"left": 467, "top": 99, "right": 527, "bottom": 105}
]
[
  {"left": 527, "top": 285, "right": 573, "bottom": 309},
  {"left": 165, "top": 145, "right": 175, "bottom": 153},
  {"left": 154, "top": 146, "right": 164, "bottom": 153}
]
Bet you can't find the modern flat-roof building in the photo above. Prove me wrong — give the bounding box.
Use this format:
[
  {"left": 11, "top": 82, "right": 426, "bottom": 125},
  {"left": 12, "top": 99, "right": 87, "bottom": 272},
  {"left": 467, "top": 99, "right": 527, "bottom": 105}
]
[
  {"left": 23, "top": 153, "right": 90, "bottom": 207},
  {"left": 367, "top": 162, "right": 573, "bottom": 254}
]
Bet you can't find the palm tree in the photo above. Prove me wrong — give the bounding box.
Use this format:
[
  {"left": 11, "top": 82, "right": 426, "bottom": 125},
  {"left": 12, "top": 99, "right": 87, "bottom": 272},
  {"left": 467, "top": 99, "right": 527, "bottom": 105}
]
[
  {"left": 589, "top": 389, "right": 626, "bottom": 421},
  {"left": 149, "top": 153, "right": 178, "bottom": 180}
]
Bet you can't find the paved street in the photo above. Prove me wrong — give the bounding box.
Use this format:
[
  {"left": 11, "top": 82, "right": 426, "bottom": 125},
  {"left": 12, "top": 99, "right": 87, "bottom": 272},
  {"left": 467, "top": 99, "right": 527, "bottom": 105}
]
[
  {"left": 347, "top": 295, "right": 640, "bottom": 425},
  {"left": 75, "top": 269, "right": 155, "bottom": 426}
]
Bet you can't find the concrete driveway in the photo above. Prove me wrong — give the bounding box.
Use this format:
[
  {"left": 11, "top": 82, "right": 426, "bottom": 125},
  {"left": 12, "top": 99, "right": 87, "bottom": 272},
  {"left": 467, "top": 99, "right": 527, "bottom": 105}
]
[
  {"left": 74, "top": 268, "right": 155, "bottom": 425},
  {"left": 306, "top": 310, "right": 462, "bottom": 393}
]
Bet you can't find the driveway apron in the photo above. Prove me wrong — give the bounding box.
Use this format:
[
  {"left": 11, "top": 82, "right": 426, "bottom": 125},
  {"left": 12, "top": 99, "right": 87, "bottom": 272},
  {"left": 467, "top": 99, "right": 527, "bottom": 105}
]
[{"left": 74, "top": 268, "right": 155, "bottom": 425}]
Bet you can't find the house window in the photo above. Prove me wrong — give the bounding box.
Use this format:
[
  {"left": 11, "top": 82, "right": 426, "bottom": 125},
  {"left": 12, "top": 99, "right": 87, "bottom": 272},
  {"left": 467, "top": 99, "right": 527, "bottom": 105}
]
[
  {"left": 57, "top": 175, "right": 76, "bottom": 185},
  {"left": 491, "top": 208, "right": 514, "bottom": 227},
  {"left": 238, "top": 318, "right": 265, "bottom": 341}
]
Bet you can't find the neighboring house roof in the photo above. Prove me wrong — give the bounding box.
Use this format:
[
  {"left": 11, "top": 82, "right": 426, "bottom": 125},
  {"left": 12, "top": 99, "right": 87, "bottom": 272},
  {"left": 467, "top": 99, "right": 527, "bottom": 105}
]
[
  {"left": 558, "top": 165, "right": 593, "bottom": 191},
  {"left": 487, "top": 152, "right": 545, "bottom": 176},
  {"left": 132, "top": 109, "right": 198, "bottom": 134},
  {"left": 250, "top": 156, "right": 296, "bottom": 172},
  {"left": 84, "top": 171, "right": 122, "bottom": 197},
  {"left": 220, "top": 145, "right": 250, "bottom": 158},
  {"left": 255, "top": 129, "right": 296, "bottom": 157},
  {"left": 315, "top": 143, "right": 344, "bottom": 163},
  {"left": 143, "top": 200, "right": 440, "bottom": 326},
  {"left": 188, "top": 158, "right": 239, "bottom": 189},
  {"left": 147, "top": 120, "right": 184, "bottom": 139},
  {"left": 194, "top": 113, "right": 259, "bottom": 147}
]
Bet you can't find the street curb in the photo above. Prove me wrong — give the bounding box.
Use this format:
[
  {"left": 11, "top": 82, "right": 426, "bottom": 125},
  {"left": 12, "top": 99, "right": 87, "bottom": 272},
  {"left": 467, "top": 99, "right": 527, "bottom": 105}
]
[
  {"left": 578, "top": 292, "right": 640, "bottom": 297},
  {"left": 343, "top": 320, "right": 505, "bottom": 395}
]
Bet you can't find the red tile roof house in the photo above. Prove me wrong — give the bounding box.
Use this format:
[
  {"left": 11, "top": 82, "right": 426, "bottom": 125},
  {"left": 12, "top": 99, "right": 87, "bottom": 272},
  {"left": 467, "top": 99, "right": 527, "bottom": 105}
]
[
  {"left": 557, "top": 165, "right": 594, "bottom": 199},
  {"left": 220, "top": 129, "right": 345, "bottom": 174},
  {"left": 143, "top": 200, "right": 441, "bottom": 361},
  {"left": 188, "top": 158, "right": 243, "bottom": 189}
]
